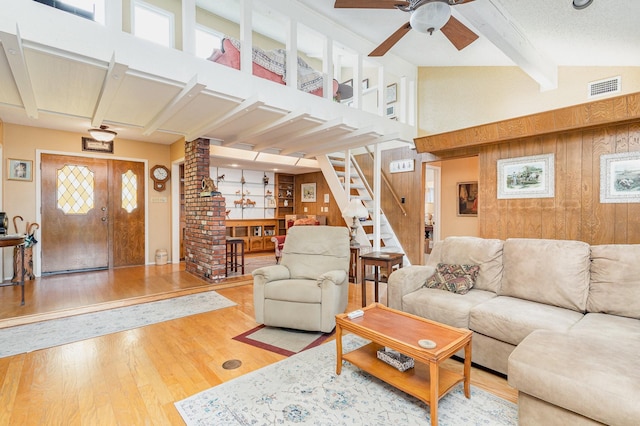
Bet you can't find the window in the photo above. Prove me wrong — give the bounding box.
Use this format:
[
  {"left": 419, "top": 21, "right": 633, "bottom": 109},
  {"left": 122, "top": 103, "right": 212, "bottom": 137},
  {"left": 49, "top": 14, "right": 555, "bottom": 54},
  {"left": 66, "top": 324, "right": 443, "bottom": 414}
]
[
  {"left": 33, "top": 0, "right": 105, "bottom": 24},
  {"left": 133, "top": 0, "right": 174, "bottom": 48},
  {"left": 57, "top": 165, "right": 95, "bottom": 215},
  {"left": 195, "top": 26, "right": 223, "bottom": 59},
  {"left": 121, "top": 170, "right": 138, "bottom": 213}
]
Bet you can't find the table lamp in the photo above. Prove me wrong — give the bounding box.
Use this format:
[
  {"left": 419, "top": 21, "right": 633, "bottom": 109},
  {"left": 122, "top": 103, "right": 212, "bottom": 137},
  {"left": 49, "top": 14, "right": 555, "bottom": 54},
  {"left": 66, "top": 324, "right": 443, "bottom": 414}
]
[{"left": 342, "top": 199, "right": 369, "bottom": 245}]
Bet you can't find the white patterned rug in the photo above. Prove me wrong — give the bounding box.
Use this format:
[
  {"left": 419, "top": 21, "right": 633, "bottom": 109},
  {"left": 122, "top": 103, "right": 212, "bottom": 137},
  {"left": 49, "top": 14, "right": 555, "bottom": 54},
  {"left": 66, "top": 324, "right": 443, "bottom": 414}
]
[
  {"left": 0, "top": 291, "right": 235, "bottom": 358},
  {"left": 175, "top": 334, "right": 518, "bottom": 425}
]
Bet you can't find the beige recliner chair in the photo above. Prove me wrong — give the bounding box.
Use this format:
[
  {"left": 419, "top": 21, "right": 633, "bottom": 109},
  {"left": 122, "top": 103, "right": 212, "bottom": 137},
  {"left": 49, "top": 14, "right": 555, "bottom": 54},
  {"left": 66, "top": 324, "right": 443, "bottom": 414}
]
[{"left": 252, "top": 226, "right": 350, "bottom": 333}]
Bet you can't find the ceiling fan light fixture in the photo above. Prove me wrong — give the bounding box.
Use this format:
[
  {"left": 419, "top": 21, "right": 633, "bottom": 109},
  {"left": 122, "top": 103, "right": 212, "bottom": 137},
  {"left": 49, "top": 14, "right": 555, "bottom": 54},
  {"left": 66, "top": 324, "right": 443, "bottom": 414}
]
[
  {"left": 409, "top": 1, "right": 452, "bottom": 35},
  {"left": 572, "top": 0, "right": 593, "bottom": 10},
  {"left": 88, "top": 125, "right": 117, "bottom": 142}
]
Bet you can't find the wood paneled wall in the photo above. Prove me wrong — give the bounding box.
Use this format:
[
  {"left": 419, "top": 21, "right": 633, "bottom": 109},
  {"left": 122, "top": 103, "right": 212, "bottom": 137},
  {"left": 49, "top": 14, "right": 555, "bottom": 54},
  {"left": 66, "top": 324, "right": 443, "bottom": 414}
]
[
  {"left": 294, "top": 171, "right": 344, "bottom": 226},
  {"left": 479, "top": 122, "right": 640, "bottom": 244}
]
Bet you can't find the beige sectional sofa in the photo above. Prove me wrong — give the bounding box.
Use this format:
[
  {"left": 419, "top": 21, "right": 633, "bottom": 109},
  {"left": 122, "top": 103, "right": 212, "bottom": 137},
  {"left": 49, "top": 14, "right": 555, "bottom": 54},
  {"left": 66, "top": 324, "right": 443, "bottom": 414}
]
[{"left": 387, "top": 236, "right": 640, "bottom": 425}]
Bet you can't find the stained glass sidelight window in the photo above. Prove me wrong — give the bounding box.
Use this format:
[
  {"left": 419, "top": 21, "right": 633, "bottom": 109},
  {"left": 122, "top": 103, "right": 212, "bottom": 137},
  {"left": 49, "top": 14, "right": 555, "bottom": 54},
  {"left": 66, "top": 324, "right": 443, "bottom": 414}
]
[{"left": 121, "top": 170, "right": 138, "bottom": 213}]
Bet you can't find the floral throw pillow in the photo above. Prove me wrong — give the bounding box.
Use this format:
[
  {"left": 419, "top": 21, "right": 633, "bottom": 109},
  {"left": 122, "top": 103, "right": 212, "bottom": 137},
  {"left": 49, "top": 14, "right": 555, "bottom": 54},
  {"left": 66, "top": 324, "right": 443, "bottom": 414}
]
[{"left": 423, "top": 263, "right": 480, "bottom": 295}]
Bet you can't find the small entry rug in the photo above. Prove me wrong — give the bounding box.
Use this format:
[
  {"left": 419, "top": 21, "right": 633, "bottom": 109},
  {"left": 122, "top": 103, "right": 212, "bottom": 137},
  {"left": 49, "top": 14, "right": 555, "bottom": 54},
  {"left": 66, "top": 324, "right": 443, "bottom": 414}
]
[
  {"left": 233, "top": 325, "right": 333, "bottom": 356},
  {"left": 176, "top": 334, "right": 518, "bottom": 425},
  {"left": 0, "top": 291, "right": 235, "bottom": 358}
]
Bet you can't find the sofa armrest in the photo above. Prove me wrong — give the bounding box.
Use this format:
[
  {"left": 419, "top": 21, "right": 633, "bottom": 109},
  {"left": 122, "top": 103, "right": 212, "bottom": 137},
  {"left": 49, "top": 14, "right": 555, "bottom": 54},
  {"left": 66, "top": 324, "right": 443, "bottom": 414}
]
[
  {"left": 317, "top": 270, "right": 348, "bottom": 286},
  {"left": 387, "top": 265, "right": 436, "bottom": 310}
]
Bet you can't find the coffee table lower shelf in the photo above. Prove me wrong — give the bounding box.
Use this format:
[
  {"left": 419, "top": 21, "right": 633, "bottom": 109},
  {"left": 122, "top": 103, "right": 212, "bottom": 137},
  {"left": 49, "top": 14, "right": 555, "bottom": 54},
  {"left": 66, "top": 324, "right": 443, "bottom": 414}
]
[{"left": 342, "top": 342, "right": 465, "bottom": 405}]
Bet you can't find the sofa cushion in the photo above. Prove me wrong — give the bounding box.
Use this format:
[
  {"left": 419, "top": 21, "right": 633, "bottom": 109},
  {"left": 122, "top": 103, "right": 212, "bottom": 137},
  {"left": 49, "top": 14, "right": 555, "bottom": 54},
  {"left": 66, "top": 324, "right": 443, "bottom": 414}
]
[
  {"left": 402, "top": 288, "right": 496, "bottom": 329},
  {"left": 500, "top": 238, "right": 590, "bottom": 311},
  {"left": 571, "top": 312, "right": 640, "bottom": 338},
  {"left": 509, "top": 330, "right": 640, "bottom": 426},
  {"left": 428, "top": 236, "right": 504, "bottom": 293},
  {"left": 470, "top": 296, "right": 583, "bottom": 346},
  {"left": 424, "top": 263, "right": 480, "bottom": 295},
  {"left": 588, "top": 244, "right": 640, "bottom": 319}
]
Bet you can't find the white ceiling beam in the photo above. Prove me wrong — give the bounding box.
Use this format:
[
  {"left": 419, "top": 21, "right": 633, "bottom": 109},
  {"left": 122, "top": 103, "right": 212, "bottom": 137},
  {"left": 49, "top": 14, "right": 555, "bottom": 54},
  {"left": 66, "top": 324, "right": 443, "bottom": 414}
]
[
  {"left": 92, "top": 53, "right": 128, "bottom": 127},
  {"left": 222, "top": 111, "right": 310, "bottom": 146},
  {"left": 458, "top": 1, "right": 557, "bottom": 91},
  {"left": 303, "top": 132, "right": 400, "bottom": 158},
  {"left": 252, "top": 118, "right": 343, "bottom": 151},
  {"left": 186, "top": 96, "right": 264, "bottom": 141},
  {"left": 0, "top": 27, "right": 38, "bottom": 119},
  {"left": 143, "top": 75, "right": 204, "bottom": 136},
  {"left": 281, "top": 125, "right": 376, "bottom": 155}
]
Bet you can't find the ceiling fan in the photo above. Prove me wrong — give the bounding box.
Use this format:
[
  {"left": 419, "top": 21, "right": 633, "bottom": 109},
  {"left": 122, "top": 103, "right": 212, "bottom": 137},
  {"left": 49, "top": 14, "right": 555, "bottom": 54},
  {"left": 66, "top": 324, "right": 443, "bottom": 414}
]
[{"left": 334, "top": 0, "right": 480, "bottom": 57}]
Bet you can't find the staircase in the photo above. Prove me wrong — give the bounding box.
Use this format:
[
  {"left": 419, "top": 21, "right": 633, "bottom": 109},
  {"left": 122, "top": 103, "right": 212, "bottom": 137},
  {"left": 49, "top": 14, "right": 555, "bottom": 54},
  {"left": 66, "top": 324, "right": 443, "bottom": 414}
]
[{"left": 317, "top": 153, "right": 410, "bottom": 266}]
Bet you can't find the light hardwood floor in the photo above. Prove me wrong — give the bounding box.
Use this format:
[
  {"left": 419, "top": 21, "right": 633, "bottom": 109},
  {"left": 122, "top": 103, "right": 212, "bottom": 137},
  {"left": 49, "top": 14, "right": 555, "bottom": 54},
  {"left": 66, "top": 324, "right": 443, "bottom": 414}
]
[{"left": 0, "top": 259, "right": 517, "bottom": 425}]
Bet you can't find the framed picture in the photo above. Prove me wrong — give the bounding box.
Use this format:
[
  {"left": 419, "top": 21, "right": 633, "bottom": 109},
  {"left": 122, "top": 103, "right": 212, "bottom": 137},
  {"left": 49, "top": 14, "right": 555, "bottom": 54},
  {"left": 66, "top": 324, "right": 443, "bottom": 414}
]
[
  {"left": 600, "top": 151, "right": 640, "bottom": 203},
  {"left": 389, "top": 159, "right": 414, "bottom": 173},
  {"left": 7, "top": 158, "right": 33, "bottom": 181},
  {"left": 82, "top": 137, "right": 114, "bottom": 154},
  {"left": 497, "top": 153, "right": 555, "bottom": 199},
  {"left": 386, "top": 104, "right": 396, "bottom": 119},
  {"left": 362, "top": 78, "right": 369, "bottom": 90},
  {"left": 457, "top": 181, "right": 478, "bottom": 217},
  {"left": 301, "top": 183, "right": 316, "bottom": 202},
  {"left": 386, "top": 83, "right": 397, "bottom": 104}
]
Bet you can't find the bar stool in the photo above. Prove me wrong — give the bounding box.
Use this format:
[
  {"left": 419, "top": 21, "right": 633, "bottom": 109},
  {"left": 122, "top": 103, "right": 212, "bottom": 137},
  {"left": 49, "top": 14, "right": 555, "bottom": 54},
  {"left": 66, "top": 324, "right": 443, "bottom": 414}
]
[{"left": 226, "top": 237, "right": 245, "bottom": 276}]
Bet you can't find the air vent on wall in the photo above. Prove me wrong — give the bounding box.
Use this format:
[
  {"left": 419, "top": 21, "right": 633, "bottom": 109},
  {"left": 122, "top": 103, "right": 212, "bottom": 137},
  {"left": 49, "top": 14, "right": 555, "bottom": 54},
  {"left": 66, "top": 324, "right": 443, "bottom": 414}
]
[{"left": 588, "top": 76, "right": 621, "bottom": 99}]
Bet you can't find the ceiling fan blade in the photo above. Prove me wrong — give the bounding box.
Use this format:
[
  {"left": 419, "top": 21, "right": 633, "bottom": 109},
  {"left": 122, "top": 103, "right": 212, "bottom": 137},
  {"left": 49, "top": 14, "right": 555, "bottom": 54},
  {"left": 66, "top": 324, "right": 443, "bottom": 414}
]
[
  {"left": 334, "top": 0, "right": 409, "bottom": 9},
  {"left": 369, "top": 22, "right": 412, "bottom": 56},
  {"left": 441, "top": 15, "right": 479, "bottom": 51}
]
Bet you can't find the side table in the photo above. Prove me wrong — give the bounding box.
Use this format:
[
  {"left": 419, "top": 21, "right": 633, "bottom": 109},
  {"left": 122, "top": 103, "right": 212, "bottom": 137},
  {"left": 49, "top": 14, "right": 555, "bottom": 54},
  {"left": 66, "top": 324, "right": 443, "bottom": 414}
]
[
  {"left": 360, "top": 251, "right": 404, "bottom": 307},
  {"left": 0, "top": 235, "right": 27, "bottom": 305},
  {"left": 349, "top": 245, "right": 360, "bottom": 283}
]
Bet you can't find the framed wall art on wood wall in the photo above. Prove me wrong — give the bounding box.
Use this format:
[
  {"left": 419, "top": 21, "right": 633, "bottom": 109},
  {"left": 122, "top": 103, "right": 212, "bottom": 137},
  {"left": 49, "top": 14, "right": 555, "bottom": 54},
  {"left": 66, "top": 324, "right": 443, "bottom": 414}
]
[
  {"left": 600, "top": 151, "right": 640, "bottom": 203},
  {"left": 497, "top": 153, "right": 555, "bottom": 199},
  {"left": 301, "top": 183, "right": 316, "bottom": 202}
]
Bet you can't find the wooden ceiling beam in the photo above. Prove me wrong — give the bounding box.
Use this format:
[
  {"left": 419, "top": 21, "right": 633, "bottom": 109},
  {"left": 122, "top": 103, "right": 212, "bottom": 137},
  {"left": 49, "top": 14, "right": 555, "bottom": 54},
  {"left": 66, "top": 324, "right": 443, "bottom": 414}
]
[{"left": 415, "top": 91, "right": 640, "bottom": 154}]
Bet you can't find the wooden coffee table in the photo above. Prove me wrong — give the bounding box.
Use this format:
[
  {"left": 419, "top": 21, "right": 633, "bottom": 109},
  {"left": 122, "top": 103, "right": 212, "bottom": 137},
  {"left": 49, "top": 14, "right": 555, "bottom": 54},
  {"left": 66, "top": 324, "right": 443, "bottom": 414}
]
[{"left": 335, "top": 303, "right": 472, "bottom": 426}]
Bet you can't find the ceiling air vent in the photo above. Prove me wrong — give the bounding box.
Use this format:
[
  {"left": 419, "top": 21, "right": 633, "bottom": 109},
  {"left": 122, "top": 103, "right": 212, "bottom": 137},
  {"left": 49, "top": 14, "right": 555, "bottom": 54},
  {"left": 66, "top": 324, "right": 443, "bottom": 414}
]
[{"left": 588, "top": 76, "right": 621, "bottom": 99}]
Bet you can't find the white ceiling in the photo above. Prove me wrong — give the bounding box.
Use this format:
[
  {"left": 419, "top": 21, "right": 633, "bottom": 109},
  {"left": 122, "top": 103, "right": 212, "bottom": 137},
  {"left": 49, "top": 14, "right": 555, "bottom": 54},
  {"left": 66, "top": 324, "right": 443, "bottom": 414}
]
[{"left": 297, "top": 0, "right": 640, "bottom": 68}]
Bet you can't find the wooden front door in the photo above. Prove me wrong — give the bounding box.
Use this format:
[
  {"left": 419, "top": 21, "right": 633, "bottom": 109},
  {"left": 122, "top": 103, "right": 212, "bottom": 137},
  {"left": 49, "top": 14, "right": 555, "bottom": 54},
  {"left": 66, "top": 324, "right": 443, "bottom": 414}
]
[{"left": 41, "top": 154, "right": 145, "bottom": 273}]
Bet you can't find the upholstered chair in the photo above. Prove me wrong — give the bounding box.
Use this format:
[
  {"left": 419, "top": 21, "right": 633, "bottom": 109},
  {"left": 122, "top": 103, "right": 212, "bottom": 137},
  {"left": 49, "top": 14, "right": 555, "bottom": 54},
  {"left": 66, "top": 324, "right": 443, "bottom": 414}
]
[{"left": 253, "top": 226, "right": 350, "bottom": 333}]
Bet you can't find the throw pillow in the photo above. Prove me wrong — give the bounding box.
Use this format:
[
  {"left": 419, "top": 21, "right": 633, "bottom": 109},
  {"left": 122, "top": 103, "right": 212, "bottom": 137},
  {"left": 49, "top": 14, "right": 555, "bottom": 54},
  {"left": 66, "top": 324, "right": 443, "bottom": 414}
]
[{"left": 423, "top": 263, "right": 480, "bottom": 295}]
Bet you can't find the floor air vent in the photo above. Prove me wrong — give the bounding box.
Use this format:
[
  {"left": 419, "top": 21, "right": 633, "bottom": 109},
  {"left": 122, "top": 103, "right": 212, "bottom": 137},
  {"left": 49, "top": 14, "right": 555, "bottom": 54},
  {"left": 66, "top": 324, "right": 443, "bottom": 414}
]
[{"left": 588, "top": 76, "right": 621, "bottom": 98}]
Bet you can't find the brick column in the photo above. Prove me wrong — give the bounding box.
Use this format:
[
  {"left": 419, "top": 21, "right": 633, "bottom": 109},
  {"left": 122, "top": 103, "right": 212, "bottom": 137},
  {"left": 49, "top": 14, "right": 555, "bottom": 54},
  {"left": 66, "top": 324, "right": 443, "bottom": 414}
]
[{"left": 184, "top": 138, "right": 226, "bottom": 282}]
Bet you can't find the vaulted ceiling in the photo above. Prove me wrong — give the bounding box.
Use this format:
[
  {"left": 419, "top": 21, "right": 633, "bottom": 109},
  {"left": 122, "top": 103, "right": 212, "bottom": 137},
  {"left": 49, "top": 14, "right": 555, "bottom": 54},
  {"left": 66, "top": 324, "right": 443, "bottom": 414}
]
[{"left": 1, "top": 0, "right": 638, "bottom": 173}]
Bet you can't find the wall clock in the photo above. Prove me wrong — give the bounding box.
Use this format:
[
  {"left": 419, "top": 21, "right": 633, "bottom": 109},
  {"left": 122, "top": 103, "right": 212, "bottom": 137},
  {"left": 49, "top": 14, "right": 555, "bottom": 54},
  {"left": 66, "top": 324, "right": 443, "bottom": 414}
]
[{"left": 150, "top": 165, "right": 170, "bottom": 191}]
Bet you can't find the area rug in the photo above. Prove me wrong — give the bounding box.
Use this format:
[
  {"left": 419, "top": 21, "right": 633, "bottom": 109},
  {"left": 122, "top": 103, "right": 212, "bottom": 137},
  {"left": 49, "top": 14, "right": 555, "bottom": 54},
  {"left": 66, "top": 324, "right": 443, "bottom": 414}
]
[
  {"left": 0, "top": 291, "right": 235, "bottom": 358},
  {"left": 175, "top": 334, "right": 518, "bottom": 425},
  {"left": 233, "top": 325, "right": 333, "bottom": 356}
]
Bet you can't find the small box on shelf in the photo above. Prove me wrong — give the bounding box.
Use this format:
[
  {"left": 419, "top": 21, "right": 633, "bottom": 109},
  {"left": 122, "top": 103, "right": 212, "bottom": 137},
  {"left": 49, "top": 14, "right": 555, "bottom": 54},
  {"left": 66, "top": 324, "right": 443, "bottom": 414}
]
[{"left": 376, "top": 347, "right": 415, "bottom": 372}]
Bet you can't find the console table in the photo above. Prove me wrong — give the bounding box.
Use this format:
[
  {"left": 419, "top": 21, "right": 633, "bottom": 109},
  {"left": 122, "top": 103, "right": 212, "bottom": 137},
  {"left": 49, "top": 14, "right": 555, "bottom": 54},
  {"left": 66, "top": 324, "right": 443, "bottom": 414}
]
[
  {"left": 360, "top": 251, "right": 404, "bottom": 307},
  {"left": 0, "top": 235, "right": 26, "bottom": 305}
]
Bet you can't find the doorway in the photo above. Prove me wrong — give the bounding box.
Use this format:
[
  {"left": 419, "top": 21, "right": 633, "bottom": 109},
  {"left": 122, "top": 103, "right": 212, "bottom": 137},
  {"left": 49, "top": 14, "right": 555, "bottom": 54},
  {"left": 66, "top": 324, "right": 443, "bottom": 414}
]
[
  {"left": 41, "top": 154, "right": 145, "bottom": 274},
  {"left": 424, "top": 164, "right": 441, "bottom": 256}
]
